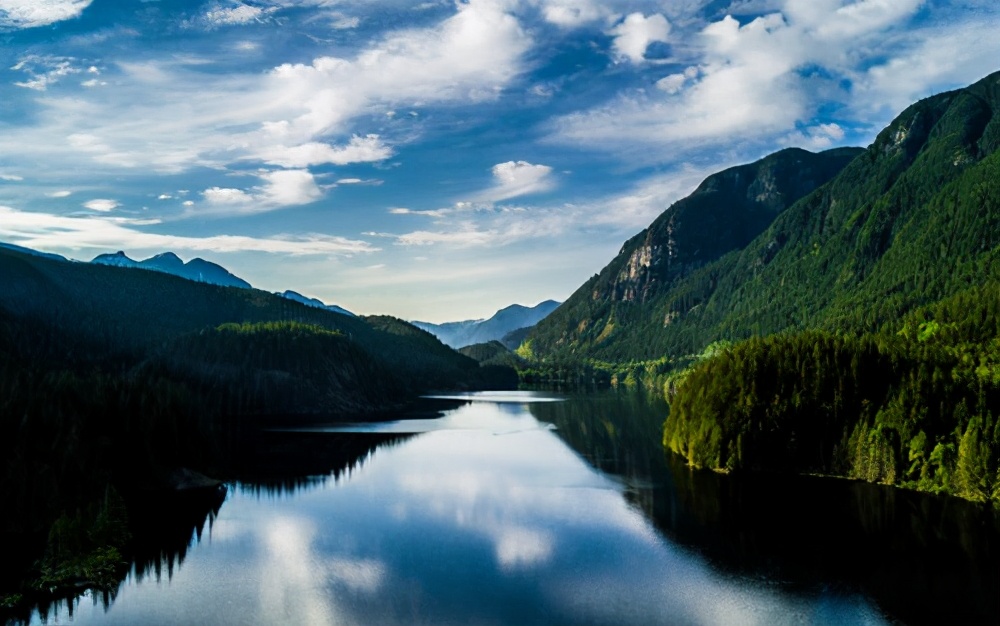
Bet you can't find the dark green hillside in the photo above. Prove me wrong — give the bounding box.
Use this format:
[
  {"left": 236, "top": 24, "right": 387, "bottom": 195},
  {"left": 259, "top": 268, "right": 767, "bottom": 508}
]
[
  {"left": 144, "top": 322, "right": 410, "bottom": 417},
  {"left": 0, "top": 246, "right": 480, "bottom": 390},
  {"left": 528, "top": 71, "right": 1000, "bottom": 362},
  {"left": 525, "top": 146, "right": 861, "bottom": 359}
]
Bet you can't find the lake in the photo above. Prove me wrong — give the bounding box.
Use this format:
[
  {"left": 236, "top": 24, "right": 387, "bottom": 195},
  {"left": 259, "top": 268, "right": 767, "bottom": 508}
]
[{"left": 22, "top": 391, "right": 999, "bottom": 625}]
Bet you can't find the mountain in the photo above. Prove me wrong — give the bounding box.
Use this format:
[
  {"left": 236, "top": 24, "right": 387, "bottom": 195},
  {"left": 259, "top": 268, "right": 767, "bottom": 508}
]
[
  {"left": 92, "top": 251, "right": 252, "bottom": 289},
  {"left": 0, "top": 242, "right": 67, "bottom": 262},
  {"left": 413, "top": 300, "right": 561, "bottom": 348},
  {"left": 279, "top": 289, "right": 354, "bottom": 317},
  {"left": 528, "top": 70, "right": 1000, "bottom": 363}
]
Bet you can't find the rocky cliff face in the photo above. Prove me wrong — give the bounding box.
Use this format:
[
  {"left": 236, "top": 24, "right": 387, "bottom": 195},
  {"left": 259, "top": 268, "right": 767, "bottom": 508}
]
[{"left": 600, "top": 146, "right": 863, "bottom": 305}]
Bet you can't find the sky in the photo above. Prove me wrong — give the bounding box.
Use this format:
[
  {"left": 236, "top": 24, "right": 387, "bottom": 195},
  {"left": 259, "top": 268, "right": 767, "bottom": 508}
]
[{"left": 0, "top": 0, "right": 997, "bottom": 322}]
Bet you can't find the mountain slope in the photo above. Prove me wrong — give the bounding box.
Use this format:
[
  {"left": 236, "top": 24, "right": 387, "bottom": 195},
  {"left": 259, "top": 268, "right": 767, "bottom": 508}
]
[
  {"left": 93, "top": 251, "right": 252, "bottom": 289},
  {"left": 2, "top": 245, "right": 482, "bottom": 393},
  {"left": 526, "top": 146, "right": 861, "bottom": 360},
  {"left": 279, "top": 289, "right": 354, "bottom": 317},
  {"left": 529, "top": 71, "right": 1000, "bottom": 362},
  {"left": 413, "top": 300, "right": 561, "bottom": 348}
]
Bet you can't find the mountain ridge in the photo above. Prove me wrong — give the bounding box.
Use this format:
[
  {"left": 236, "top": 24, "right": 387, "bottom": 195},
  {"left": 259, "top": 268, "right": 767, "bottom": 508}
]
[
  {"left": 92, "top": 250, "right": 252, "bottom": 289},
  {"left": 527, "top": 70, "right": 1000, "bottom": 363},
  {"left": 413, "top": 300, "right": 561, "bottom": 348}
]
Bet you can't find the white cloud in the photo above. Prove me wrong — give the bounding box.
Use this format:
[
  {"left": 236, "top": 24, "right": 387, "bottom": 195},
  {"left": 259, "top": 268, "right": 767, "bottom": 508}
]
[
  {"left": 11, "top": 55, "right": 81, "bottom": 91},
  {"left": 479, "top": 160, "right": 555, "bottom": 202},
  {"left": 782, "top": 122, "right": 845, "bottom": 149},
  {"left": 47, "top": 190, "right": 72, "bottom": 198},
  {"left": 83, "top": 198, "right": 119, "bottom": 212},
  {"left": 199, "top": 3, "right": 275, "bottom": 28},
  {"left": 257, "top": 135, "right": 393, "bottom": 168},
  {"left": 0, "top": 0, "right": 532, "bottom": 188},
  {"left": 0, "top": 174, "right": 23, "bottom": 181},
  {"left": 200, "top": 169, "right": 323, "bottom": 213},
  {"left": 0, "top": 0, "right": 92, "bottom": 29},
  {"left": 0, "top": 205, "right": 376, "bottom": 256},
  {"left": 535, "top": 0, "right": 607, "bottom": 27},
  {"left": 396, "top": 226, "right": 495, "bottom": 247},
  {"left": 609, "top": 13, "right": 671, "bottom": 63},
  {"left": 853, "top": 19, "right": 1000, "bottom": 114},
  {"left": 258, "top": 169, "right": 323, "bottom": 206},
  {"left": 390, "top": 162, "right": 714, "bottom": 249},
  {"left": 203, "top": 187, "right": 255, "bottom": 205},
  {"left": 549, "top": 0, "right": 944, "bottom": 158}
]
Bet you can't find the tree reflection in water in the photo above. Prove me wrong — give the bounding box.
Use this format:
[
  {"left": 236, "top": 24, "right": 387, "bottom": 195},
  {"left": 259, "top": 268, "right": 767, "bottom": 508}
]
[{"left": 530, "top": 390, "right": 1000, "bottom": 626}]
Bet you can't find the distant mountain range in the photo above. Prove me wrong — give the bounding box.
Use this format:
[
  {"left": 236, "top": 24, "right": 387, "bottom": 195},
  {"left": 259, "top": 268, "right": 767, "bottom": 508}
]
[
  {"left": 413, "top": 300, "right": 561, "bottom": 349},
  {"left": 93, "top": 251, "right": 252, "bottom": 289},
  {"left": 90, "top": 250, "right": 355, "bottom": 316}
]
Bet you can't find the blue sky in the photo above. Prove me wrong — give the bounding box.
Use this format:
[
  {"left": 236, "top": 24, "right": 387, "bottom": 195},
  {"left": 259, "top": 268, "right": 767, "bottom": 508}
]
[{"left": 0, "top": 0, "right": 997, "bottom": 322}]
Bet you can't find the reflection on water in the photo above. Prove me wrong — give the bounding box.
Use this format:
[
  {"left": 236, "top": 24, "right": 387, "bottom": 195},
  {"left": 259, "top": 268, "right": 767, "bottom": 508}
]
[
  {"left": 18, "top": 391, "right": 999, "bottom": 625},
  {"left": 530, "top": 390, "right": 1000, "bottom": 626}
]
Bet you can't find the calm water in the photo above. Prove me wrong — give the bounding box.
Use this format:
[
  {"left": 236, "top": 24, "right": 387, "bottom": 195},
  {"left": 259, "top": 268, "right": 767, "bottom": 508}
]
[{"left": 25, "top": 391, "right": 999, "bottom": 625}]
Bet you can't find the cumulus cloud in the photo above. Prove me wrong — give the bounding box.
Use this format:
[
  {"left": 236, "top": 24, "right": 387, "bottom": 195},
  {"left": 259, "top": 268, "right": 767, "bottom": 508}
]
[
  {"left": 609, "top": 13, "right": 671, "bottom": 63},
  {"left": 83, "top": 198, "right": 119, "bottom": 212},
  {"left": 479, "top": 160, "right": 556, "bottom": 202},
  {"left": 0, "top": 0, "right": 92, "bottom": 29},
  {"left": 549, "top": 0, "right": 958, "bottom": 159},
  {"left": 0, "top": 205, "right": 376, "bottom": 255},
  {"left": 201, "top": 169, "right": 323, "bottom": 213}
]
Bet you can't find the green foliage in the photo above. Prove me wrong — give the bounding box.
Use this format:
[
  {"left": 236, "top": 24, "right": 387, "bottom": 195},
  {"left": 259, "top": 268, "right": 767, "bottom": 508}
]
[{"left": 664, "top": 281, "right": 1000, "bottom": 505}]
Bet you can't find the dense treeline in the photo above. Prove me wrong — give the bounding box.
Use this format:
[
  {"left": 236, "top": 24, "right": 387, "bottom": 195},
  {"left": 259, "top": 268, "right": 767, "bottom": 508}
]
[{"left": 664, "top": 281, "right": 1000, "bottom": 505}]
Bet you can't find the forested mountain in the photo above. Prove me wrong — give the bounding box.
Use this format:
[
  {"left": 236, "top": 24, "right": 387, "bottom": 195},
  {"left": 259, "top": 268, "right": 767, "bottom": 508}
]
[
  {"left": 525, "top": 146, "right": 861, "bottom": 359},
  {"left": 92, "top": 250, "right": 252, "bottom": 289},
  {"left": 527, "top": 71, "right": 1000, "bottom": 362},
  {"left": 413, "top": 300, "right": 561, "bottom": 348}
]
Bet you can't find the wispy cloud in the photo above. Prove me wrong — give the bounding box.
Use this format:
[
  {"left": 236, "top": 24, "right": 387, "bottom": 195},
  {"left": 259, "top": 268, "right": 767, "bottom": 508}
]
[{"left": 0, "top": 205, "right": 377, "bottom": 256}]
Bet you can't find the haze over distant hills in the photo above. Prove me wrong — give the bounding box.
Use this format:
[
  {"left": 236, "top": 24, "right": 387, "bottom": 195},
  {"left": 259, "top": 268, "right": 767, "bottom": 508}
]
[{"left": 413, "top": 300, "right": 561, "bottom": 349}]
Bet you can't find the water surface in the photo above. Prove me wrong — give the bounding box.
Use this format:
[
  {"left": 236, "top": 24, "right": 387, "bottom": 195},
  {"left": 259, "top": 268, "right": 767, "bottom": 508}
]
[{"left": 26, "top": 391, "right": 998, "bottom": 625}]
